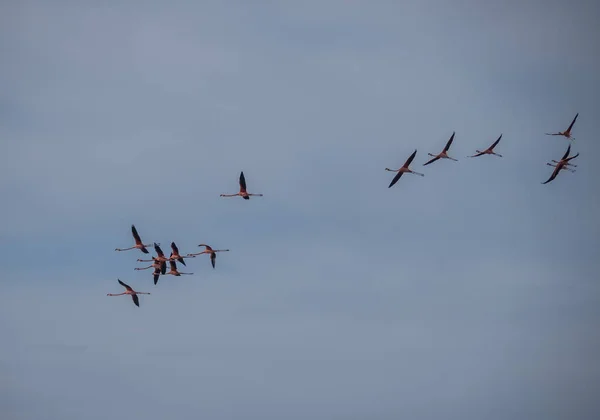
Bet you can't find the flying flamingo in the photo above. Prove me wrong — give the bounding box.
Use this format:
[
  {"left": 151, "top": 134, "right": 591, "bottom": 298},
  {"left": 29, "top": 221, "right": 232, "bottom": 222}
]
[
  {"left": 220, "top": 171, "right": 263, "bottom": 200},
  {"left": 468, "top": 134, "right": 503, "bottom": 158},
  {"left": 115, "top": 225, "right": 151, "bottom": 254},
  {"left": 163, "top": 260, "right": 193, "bottom": 276},
  {"left": 542, "top": 144, "right": 579, "bottom": 184},
  {"left": 545, "top": 113, "right": 578, "bottom": 140},
  {"left": 106, "top": 279, "right": 150, "bottom": 307},
  {"left": 187, "top": 244, "right": 230, "bottom": 268},
  {"left": 137, "top": 243, "right": 168, "bottom": 275},
  {"left": 134, "top": 257, "right": 161, "bottom": 271},
  {"left": 168, "top": 242, "right": 189, "bottom": 266},
  {"left": 385, "top": 149, "right": 424, "bottom": 188},
  {"left": 423, "top": 132, "right": 458, "bottom": 166},
  {"left": 134, "top": 258, "right": 163, "bottom": 285}
]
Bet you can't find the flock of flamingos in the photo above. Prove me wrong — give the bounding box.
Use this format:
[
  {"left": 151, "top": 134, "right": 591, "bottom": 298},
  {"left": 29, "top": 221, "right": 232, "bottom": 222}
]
[{"left": 107, "top": 113, "right": 581, "bottom": 307}]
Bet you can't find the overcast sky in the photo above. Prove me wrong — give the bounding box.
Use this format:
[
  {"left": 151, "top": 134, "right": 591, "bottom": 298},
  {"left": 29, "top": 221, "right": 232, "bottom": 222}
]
[{"left": 1, "top": 1, "right": 599, "bottom": 419}]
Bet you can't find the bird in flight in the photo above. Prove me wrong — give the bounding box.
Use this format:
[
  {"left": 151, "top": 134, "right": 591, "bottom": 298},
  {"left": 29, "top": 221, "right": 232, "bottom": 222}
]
[
  {"left": 385, "top": 149, "right": 424, "bottom": 188},
  {"left": 542, "top": 144, "right": 579, "bottom": 184},
  {"left": 107, "top": 279, "right": 150, "bottom": 307},
  {"left": 134, "top": 258, "right": 163, "bottom": 285},
  {"left": 220, "top": 171, "right": 263, "bottom": 200},
  {"left": 423, "top": 132, "right": 458, "bottom": 166},
  {"left": 468, "top": 134, "right": 503, "bottom": 158},
  {"left": 545, "top": 113, "right": 578, "bottom": 140},
  {"left": 163, "top": 260, "right": 194, "bottom": 276},
  {"left": 169, "top": 242, "right": 189, "bottom": 266},
  {"left": 137, "top": 243, "right": 169, "bottom": 275},
  {"left": 115, "top": 225, "right": 151, "bottom": 254},
  {"left": 187, "top": 244, "right": 230, "bottom": 268},
  {"left": 134, "top": 257, "right": 162, "bottom": 271}
]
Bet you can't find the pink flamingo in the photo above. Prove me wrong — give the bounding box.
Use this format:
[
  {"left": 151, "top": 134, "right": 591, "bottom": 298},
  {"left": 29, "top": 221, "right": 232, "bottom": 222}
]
[
  {"left": 468, "top": 134, "right": 503, "bottom": 158},
  {"left": 423, "top": 132, "right": 458, "bottom": 166},
  {"left": 385, "top": 149, "right": 424, "bottom": 188},
  {"left": 220, "top": 171, "right": 263, "bottom": 200},
  {"left": 545, "top": 113, "right": 578, "bottom": 140},
  {"left": 542, "top": 144, "right": 579, "bottom": 184},
  {"left": 106, "top": 279, "right": 150, "bottom": 307},
  {"left": 115, "top": 225, "right": 152, "bottom": 254},
  {"left": 164, "top": 260, "right": 194, "bottom": 276},
  {"left": 134, "top": 257, "right": 163, "bottom": 285},
  {"left": 168, "top": 242, "right": 191, "bottom": 266},
  {"left": 187, "top": 244, "right": 230, "bottom": 268},
  {"left": 137, "top": 243, "right": 168, "bottom": 275}
]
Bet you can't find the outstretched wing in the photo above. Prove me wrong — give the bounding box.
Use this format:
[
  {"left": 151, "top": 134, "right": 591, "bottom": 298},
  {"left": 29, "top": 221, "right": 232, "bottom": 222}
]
[
  {"left": 118, "top": 279, "right": 133, "bottom": 291},
  {"left": 489, "top": 134, "right": 502, "bottom": 149},
  {"left": 153, "top": 267, "right": 161, "bottom": 285},
  {"left": 140, "top": 246, "right": 149, "bottom": 254},
  {"left": 566, "top": 113, "right": 578, "bottom": 132},
  {"left": 170, "top": 260, "right": 177, "bottom": 271},
  {"left": 154, "top": 243, "right": 165, "bottom": 257},
  {"left": 469, "top": 151, "right": 485, "bottom": 158},
  {"left": 542, "top": 166, "right": 561, "bottom": 184},
  {"left": 561, "top": 144, "right": 571, "bottom": 161},
  {"left": 210, "top": 252, "right": 216, "bottom": 268},
  {"left": 131, "top": 225, "right": 142, "bottom": 245},
  {"left": 160, "top": 261, "right": 167, "bottom": 275},
  {"left": 170, "top": 252, "right": 185, "bottom": 266},
  {"left": 403, "top": 150, "right": 417, "bottom": 168},
  {"left": 171, "top": 242, "right": 179, "bottom": 254},
  {"left": 388, "top": 171, "right": 403, "bottom": 188},
  {"left": 566, "top": 152, "right": 579, "bottom": 162},
  {"left": 131, "top": 294, "right": 140, "bottom": 307},
  {"left": 443, "top": 132, "right": 455, "bottom": 152},
  {"left": 239, "top": 171, "right": 247, "bottom": 192},
  {"left": 423, "top": 156, "right": 440, "bottom": 166}
]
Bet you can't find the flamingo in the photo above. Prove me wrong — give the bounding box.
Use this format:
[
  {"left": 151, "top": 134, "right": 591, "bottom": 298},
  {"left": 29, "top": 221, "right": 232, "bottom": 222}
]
[
  {"left": 187, "top": 244, "right": 230, "bottom": 269},
  {"left": 137, "top": 243, "right": 168, "bottom": 275},
  {"left": 115, "top": 225, "right": 151, "bottom": 254},
  {"left": 542, "top": 144, "right": 579, "bottom": 184},
  {"left": 163, "top": 260, "right": 193, "bottom": 276},
  {"left": 468, "top": 134, "right": 503, "bottom": 158},
  {"left": 134, "top": 259, "right": 163, "bottom": 285},
  {"left": 220, "top": 171, "right": 263, "bottom": 200},
  {"left": 385, "top": 149, "right": 424, "bottom": 188},
  {"left": 106, "top": 279, "right": 150, "bottom": 307},
  {"left": 423, "top": 132, "right": 458, "bottom": 166},
  {"left": 545, "top": 113, "right": 578, "bottom": 140},
  {"left": 168, "top": 242, "right": 189, "bottom": 266},
  {"left": 134, "top": 257, "right": 161, "bottom": 271}
]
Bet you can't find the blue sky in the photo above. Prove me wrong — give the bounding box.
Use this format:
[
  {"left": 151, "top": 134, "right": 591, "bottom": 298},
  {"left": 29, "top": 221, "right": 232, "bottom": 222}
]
[{"left": 1, "top": 1, "right": 599, "bottom": 419}]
